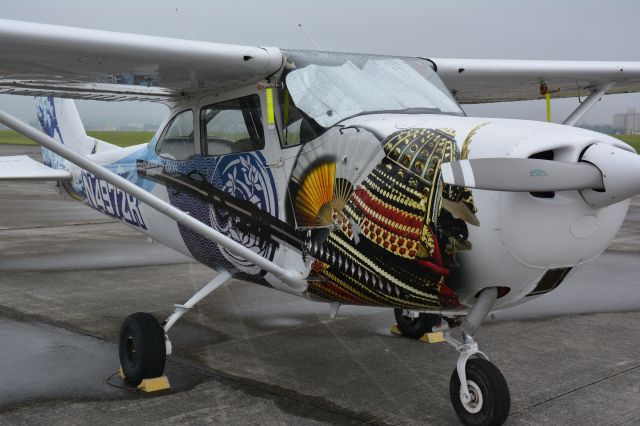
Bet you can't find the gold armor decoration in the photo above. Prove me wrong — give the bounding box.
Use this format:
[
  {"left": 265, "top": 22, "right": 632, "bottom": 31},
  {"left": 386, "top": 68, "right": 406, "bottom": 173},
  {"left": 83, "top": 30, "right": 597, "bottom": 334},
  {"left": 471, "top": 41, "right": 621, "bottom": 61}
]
[
  {"left": 384, "top": 128, "right": 478, "bottom": 218},
  {"left": 381, "top": 127, "right": 477, "bottom": 227},
  {"left": 460, "top": 122, "right": 490, "bottom": 160},
  {"left": 383, "top": 128, "right": 457, "bottom": 182},
  {"left": 346, "top": 161, "right": 433, "bottom": 259}
]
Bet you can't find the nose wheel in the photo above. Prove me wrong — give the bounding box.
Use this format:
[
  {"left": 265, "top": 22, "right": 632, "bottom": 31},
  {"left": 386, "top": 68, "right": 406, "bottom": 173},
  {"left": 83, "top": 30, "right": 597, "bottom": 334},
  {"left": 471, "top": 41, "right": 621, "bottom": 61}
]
[
  {"left": 442, "top": 288, "right": 510, "bottom": 425},
  {"left": 449, "top": 358, "right": 510, "bottom": 425}
]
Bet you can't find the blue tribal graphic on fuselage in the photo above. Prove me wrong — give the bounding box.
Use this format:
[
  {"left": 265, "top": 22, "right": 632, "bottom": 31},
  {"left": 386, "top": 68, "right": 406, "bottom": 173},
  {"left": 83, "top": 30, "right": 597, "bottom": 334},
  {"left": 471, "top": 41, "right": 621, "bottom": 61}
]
[{"left": 159, "top": 150, "right": 279, "bottom": 282}]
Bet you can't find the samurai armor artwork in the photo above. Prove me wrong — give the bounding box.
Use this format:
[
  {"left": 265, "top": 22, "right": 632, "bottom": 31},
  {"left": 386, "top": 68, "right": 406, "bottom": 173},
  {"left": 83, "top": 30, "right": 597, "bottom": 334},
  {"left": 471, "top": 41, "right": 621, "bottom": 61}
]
[{"left": 300, "top": 128, "right": 476, "bottom": 310}]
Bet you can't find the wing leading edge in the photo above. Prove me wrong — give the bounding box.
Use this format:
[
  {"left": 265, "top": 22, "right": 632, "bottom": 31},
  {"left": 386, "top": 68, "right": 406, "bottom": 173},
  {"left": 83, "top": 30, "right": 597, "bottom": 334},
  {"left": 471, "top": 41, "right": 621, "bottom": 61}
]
[
  {"left": 0, "top": 19, "right": 283, "bottom": 103},
  {"left": 431, "top": 58, "right": 640, "bottom": 104}
]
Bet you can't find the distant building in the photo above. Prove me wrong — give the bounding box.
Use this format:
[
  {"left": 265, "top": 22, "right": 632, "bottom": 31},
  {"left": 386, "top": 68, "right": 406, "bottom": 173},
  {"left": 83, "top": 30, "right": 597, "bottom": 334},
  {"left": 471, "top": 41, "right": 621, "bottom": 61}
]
[{"left": 613, "top": 108, "right": 640, "bottom": 134}]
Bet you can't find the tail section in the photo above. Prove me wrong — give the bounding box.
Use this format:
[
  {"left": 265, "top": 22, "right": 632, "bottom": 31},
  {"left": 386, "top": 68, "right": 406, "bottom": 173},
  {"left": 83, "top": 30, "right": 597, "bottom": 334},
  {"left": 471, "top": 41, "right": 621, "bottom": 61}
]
[{"left": 35, "top": 97, "right": 117, "bottom": 168}]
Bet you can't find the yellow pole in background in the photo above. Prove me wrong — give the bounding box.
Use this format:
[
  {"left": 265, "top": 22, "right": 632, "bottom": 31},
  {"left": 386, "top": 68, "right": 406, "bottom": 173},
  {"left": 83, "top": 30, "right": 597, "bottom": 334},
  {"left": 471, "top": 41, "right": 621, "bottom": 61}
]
[
  {"left": 540, "top": 82, "right": 554, "bottom": 123},
  {"left": 265, "top": 88, "right": 275, "bottom": 129},
  {"left": 545, "top": 92, "right": 551, "bottom": 122}
]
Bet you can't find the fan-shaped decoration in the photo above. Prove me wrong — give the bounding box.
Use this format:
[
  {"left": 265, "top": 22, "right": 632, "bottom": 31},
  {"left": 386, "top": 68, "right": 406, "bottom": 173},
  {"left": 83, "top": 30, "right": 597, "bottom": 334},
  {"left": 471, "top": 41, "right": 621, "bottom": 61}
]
[
  {"left": 289, "top": 129, "right": 384, "bottom": 228},
  {"left": 295, "top": 162, "right": 336, "bottom": 227}
]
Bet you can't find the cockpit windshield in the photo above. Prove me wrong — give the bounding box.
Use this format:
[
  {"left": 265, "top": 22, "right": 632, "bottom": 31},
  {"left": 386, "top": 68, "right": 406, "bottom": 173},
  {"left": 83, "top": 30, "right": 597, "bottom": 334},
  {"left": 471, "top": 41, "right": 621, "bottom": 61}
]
[{"left": 283, "top": 50, "right": 463, "bottom": 128}]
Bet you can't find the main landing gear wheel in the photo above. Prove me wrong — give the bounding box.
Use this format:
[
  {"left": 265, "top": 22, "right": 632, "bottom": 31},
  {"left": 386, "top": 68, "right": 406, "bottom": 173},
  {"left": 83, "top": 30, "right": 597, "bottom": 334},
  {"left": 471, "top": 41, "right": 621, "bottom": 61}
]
[
  {"left": 449, "top": 358, "right": 510, "bottom": 426},
  {"left": 119, "top": 312, "right": 166, "bottom": 386},
  {"left": 393, "top": 308, "right": 442, "bottom": 339}
]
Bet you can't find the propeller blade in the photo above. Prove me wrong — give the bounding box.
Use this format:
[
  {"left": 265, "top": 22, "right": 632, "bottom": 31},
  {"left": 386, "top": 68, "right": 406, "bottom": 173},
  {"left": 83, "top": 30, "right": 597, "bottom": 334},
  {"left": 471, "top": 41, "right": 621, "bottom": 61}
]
[{"left": 441, "top": 158, "right": 604, "bottom": 192}]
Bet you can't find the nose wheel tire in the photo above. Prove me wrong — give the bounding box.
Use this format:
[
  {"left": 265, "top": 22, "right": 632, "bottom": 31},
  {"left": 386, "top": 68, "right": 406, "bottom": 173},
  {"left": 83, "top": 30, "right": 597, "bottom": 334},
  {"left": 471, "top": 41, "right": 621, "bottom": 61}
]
[
  {"left": 393, "top": 308, "right": 442, "bottom": 339},
  {"left": 119, "top": 312, "right": 166, "bottom": 386},
  {"left": 449, "top": 358, "right": 510, "bottom": 426}
]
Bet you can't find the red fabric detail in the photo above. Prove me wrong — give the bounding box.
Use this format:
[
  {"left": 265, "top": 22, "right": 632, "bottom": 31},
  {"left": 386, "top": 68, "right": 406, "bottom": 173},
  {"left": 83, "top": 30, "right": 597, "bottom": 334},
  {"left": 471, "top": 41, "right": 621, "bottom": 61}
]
[
  {"left": 429, "top": 227, "right": 444, "bottom": 267},
  {"left": 438, "top": 284, "right": 461, "bottom": 308},
  {"left": 416, "top": 259, "right": 450, "bottom": 277},
  {"left": 352, "top": 188, "right": 422, "bottom": 239}
]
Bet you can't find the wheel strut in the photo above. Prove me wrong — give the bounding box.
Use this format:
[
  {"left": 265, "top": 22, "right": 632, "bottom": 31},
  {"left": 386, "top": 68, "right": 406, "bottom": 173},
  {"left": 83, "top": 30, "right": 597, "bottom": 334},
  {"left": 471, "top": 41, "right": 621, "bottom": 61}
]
[
  {"left": 443, "top": 287, "right": 507, "bottom": 417},
  {"left": 118, "top": 269, "right": 233, "bottom": 389},
  {"left": 162, "top": 269, "right": 232, "bottom": 355},
  {"left": 445, "top": 331, "right": 489, "bottom": 404}
]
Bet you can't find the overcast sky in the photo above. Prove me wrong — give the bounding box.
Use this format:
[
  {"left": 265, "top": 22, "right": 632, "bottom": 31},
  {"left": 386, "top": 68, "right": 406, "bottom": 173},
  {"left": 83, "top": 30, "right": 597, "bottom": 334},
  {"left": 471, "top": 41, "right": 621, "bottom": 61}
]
[{"left": 2, "top": 0, "right": 640, "bottom": 128}]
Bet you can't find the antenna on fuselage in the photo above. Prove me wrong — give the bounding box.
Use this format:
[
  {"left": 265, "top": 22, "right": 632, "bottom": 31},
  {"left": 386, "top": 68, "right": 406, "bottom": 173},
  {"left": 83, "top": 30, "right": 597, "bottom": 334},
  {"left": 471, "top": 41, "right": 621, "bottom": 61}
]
[
  {"left": 175, "top": 7, "right": 197, "bottom": 41},
  {"left": 298, "top": 23, "right": 322, "bottom": 50}
]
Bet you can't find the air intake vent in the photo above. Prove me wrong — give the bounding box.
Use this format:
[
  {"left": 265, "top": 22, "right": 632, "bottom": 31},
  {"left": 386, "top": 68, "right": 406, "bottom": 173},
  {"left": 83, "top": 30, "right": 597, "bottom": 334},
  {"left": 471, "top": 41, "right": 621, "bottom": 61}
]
[{"left": 527, "top": 267, "right": 572, "bottom": 296}]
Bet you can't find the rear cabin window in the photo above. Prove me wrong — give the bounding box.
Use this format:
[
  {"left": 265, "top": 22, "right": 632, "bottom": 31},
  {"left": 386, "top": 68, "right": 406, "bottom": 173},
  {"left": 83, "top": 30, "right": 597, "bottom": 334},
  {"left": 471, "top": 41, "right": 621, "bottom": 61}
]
[
  {"left": 201, "top": 95, "right": 265, "bottom": 156},
  {"left": 156, "top": 110, "right": 195, "bottom": 161}
]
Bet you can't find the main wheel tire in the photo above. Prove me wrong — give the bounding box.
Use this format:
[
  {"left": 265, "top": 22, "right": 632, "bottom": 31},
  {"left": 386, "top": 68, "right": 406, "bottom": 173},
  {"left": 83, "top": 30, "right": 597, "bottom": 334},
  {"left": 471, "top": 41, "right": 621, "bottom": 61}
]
[
  {"left": 393, "top": 308, "right": 442, "bottom": 339},
  {"left": 119, "top": 312, "right": 166, "bottom": 386},
  {"left": 449, "top": 358, "right": 510, "bottom": 426}
]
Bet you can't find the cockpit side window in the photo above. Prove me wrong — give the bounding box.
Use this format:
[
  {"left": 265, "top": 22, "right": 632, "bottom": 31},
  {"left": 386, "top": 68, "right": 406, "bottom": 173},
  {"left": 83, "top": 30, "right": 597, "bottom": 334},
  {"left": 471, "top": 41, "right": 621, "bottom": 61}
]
[
  {"left": 278, "top": 87, "right": 321, "bottom": 147},
  {"left": 201, "top": 95, "right": 265, "bottom": 156},
  {"left": 156, "top": 109, "right": 195, "bottom": 161}
]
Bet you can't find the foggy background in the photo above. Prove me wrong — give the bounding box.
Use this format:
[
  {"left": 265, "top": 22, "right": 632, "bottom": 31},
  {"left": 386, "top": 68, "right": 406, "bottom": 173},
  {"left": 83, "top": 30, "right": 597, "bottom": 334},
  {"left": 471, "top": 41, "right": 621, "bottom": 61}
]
[{"left": 1, "top": 0, "right": 639, "bottom": 130}]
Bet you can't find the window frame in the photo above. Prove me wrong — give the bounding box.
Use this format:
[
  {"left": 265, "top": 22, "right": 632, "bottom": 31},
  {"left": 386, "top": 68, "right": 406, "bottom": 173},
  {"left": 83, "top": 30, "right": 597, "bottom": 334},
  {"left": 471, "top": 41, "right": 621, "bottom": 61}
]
[
  {"left": 199, "top": 94, "right": 266, "bottom": 157},
  {"left": 274, "top": 82, "right": 325, "bottom": 149},
  {"left": 155, "top": 108, "right": 196, "bottom": 161},
  {"left": 275, "top": 87, "right": 301, "bottom": 149}
]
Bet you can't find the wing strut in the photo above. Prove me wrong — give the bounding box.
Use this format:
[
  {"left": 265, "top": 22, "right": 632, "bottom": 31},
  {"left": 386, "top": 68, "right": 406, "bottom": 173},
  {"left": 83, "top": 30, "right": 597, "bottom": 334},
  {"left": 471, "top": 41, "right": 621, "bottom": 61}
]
[
  {"left": 0, "top": 109, "right": 308, "bottom": 293},
  {"left": 563, "top": 82, "right": 615, "bottom": 126}
]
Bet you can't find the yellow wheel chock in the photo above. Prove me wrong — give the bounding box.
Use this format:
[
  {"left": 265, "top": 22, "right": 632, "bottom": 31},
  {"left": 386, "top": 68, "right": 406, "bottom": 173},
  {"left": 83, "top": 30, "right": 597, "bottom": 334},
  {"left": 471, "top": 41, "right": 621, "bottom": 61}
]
[
  {"left": 118, "top": 367, "right": 171, "bottom": 393},
  {"left": 390, "top": 324, "right": 445, "bottom": 343}
]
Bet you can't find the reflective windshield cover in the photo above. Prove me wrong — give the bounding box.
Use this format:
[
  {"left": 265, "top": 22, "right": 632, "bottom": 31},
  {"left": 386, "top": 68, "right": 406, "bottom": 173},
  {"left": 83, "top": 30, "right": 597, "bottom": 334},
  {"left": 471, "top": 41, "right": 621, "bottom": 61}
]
[{"left": 283, "top": 50, "right": 463, "bottom": 128}]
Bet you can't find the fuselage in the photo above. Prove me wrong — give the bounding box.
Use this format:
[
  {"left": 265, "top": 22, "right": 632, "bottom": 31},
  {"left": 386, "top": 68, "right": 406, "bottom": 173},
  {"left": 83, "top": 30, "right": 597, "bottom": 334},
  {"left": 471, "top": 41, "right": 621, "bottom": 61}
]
[
  {"left": 56, "top": 109, "right": 631, "bottom": 315},
  {"left": 32, "top": 49, "right": 632, "bottom": 316}
]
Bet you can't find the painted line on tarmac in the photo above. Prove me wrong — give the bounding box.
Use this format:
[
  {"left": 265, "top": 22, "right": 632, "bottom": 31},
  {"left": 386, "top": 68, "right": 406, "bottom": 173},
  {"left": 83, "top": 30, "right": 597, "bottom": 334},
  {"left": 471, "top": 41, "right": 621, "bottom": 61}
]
[{"left": 509, "top": 362, "right": 640, "bottom": 417}]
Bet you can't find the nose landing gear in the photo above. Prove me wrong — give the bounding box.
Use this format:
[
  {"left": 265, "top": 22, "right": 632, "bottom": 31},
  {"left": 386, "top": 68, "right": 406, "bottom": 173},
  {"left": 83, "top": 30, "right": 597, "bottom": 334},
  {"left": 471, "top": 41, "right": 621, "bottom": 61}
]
[
  {"left": 445, "top": 330, "right": 510, "bottom": 425},
  {"left": 394, "top": 288, "right": 510, "bottom": 425},
  {"left": 444, "top": 287, "right": 511, "bottom": 426}
]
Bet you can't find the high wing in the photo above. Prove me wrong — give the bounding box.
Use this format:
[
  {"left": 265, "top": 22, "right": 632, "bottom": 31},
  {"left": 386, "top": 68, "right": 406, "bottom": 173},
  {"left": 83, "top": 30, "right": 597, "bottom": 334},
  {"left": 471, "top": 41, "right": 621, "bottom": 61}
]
[
  {"left": 3, "top": 18, "right": 639, "bottom": 106},
  {"left": 431, "top": 58, "right": 640, "bottom": 104},
  {"left": 0, "top": 19, "right": 282, "bottom": 103}
]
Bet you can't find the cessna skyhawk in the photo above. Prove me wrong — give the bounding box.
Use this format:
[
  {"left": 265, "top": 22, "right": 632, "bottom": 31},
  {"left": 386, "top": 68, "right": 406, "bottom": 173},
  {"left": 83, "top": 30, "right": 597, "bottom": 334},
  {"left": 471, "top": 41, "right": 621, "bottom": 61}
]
[{"left": 2, "top": 19, "right": 640, "bottom": 425}]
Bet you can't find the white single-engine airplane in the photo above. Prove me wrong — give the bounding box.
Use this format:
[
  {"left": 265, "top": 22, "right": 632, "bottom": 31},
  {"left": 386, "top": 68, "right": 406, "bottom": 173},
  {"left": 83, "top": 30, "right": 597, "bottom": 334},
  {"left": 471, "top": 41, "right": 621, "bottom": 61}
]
[{"left": 2, "top": 19, "right": 640, "bottom": 425}]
